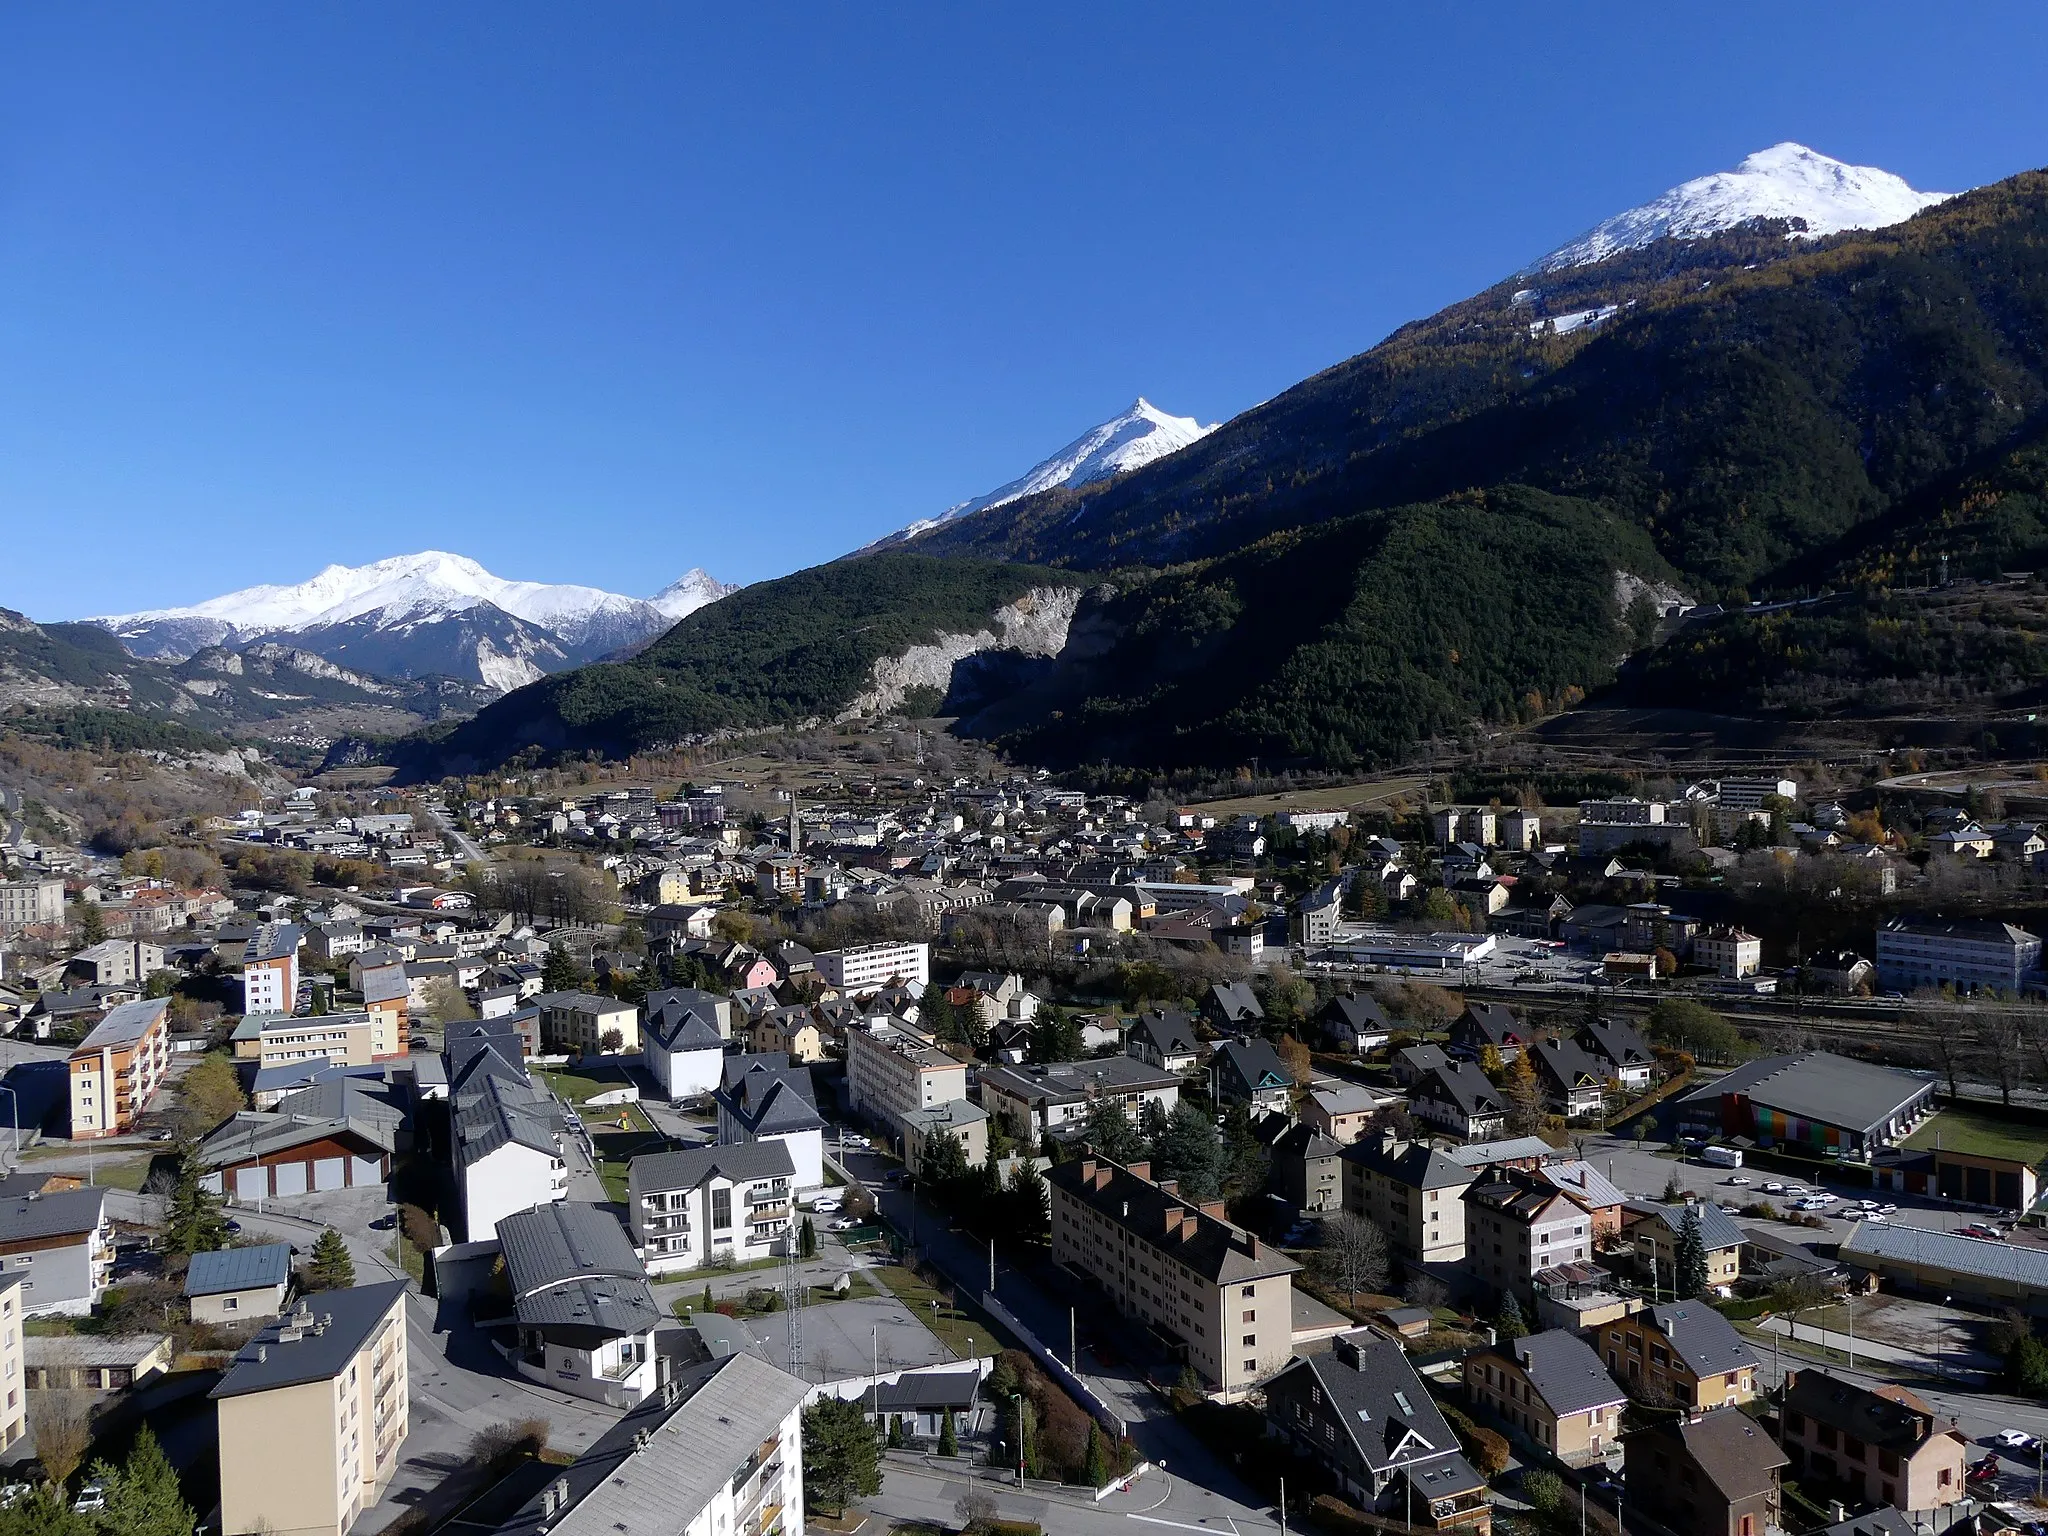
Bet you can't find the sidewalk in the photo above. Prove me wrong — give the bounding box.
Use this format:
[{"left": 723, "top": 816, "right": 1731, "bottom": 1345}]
[{"left": 1753, "top": 1316, "right": 1997, "bottom": 1384}]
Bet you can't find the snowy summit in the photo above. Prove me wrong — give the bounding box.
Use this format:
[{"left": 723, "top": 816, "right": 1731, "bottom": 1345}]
[
  {"left": 873, "top": 397, "right": 1217, "bottom": 548},
  {"left": 1526, "top": 142, "right": 1956, "bottom": 275}
]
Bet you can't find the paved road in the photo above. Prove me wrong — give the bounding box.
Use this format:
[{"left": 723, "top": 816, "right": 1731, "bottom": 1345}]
[{"left": 424, "top": 800, "right": 488, "bottom": 866}]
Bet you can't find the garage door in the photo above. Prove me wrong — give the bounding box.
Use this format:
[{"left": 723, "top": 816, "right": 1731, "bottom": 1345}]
[
  {"left": 273, "top": 1161, "right": 309, "bottom": 1198},
  {"left": 314, "top": 1158, "right": 346, "bottom": 1191},
  {"left": 350, "top": 1156, "right": 382, "bottom": 1186},
  {"left": 201, "top": 1173, "right": 224, "bottom": 1196},
  {"left": 235, "top": 1167, "right": 268, "bottom": 1201}
]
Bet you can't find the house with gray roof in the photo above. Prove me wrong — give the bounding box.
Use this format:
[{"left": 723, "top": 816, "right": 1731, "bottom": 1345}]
[
  {"left": 1466, "top": 1327, "right": 1627, "bottom": 1466},
  {"left": 978, "top": 1054, "right": 1183, "bottom": 1145},
  {"left": 1125, "top": 1009, "right": 1201, "bottom": 1072},
  {"left": 185, "top": 1242, "right": 293, "bottom": 1324},
  {"left": 641, "top": 987, "right": 728, "bottom": 1102},
  {"left": 499, "top": 1201, "right": 664, "bottom": 1407},
  {"left": 627, "top": 1142, "right": 794, "bottom": 1276},
  {"left": 1623, "top": 1200, "right": 1746, "bottom": 1294},
  {"left": 1316, "top": 992, "right": 1392, "bottom": 1055},
  {"left": 487, "top": 1351, "right": 807, "bottom": 1536},
  {"left": 448, "top": 1023, "right": 565, "bottom": 1241},
  {"left": 714, "top": 1054, "right": 824, "bottom": 1189},
  {"left": 1527, "top": 1035, "right": 1608, "bottom": 1119},
  {"left": 0, "top": 1185, "right": 111, "bottom": 1316},
  {"left": 1212, "top": 1039, "right": 1293, "bottom": 1115},
  {"left": 1264, "top": 1331, "right": 1490, "bottom": 1524},
  {"left": 1410, "top": 1059, "right": 1506, "bottom": 1141},
  {"left": 1205, "top": 980, "right": 1264, "bottom": 1033}
]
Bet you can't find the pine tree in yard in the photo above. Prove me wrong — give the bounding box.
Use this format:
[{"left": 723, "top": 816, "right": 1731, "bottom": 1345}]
[
  {"left": 799, "top": 1216, "right": 818, "bottom": 1260},
  {"left": 888, "top": 1414, "right": 905, "bottom": 1449},
  {"left": 938, "top": 1410, "right": 959, "bottom": 1458},
  {"left": 701, "top": 1284, "right": 714, "bottom": 1313},
  {"left": 1496, "top": 1292, "right": 1528, "bottom": 1341},
  {"left": 1675, "top": 1205, "right": 1710, "bottom": 1299},
  {"left": 542, "top": 942, "right": 580, "bottom": 993},
  {"left": 801, "top": 1396, "right": 882, "bottom": 1516},
  {"left": 92, "top": 1425, "right": 193, "bottom": 1536},
  {"left": 163, "top": 1139, "right": 229, "bottom": 1259},
  {"left": 1661, "top": 1169, "right": 1686, "bottom": 1203},
  {"left": 306, "top": 1227, "right": 356, "bottom": 1291}
]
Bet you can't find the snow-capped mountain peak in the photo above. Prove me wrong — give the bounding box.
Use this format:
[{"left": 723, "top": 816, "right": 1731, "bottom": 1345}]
[
  {"left": 1526, "top": 142, "right": 1957, "bottom": 275},
  {"left": 871, "top": 397, "right": 1218, "bottom": 549},
  {"left": 87, "top": 552, "right": 736, "bottom": 688}
]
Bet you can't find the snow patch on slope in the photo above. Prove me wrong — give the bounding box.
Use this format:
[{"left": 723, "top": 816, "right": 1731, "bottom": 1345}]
[
  {"left": 844, "top": 587, "right": 1085, "bottom": 717},
  {"left": 648, "top": 568, "right": 740, "bottom": 620},
  {"left": 1527, "top": 142, "right": 1956, "bottom": 275}
]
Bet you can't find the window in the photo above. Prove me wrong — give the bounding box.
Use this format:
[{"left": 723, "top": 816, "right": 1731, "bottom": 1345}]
[
  {"left": 1243, "top": 1310, "right": 1256, "bottom": 1323},
  {"left": 712, "top": 1188, "right": 732, "bottom": 1229},
  {"left": 1242, "top": 1285, "right": 1256, "bottom": 1297},
  {"left": 1243, "top": 1335, "right": 1256, "bottom": 1348},
  {"left": 1243, "top": 1360, "right": 1256, "bottom": 1375},
  {"left": 224, "top": 1297, "right": 239, "bottom": 1312}
]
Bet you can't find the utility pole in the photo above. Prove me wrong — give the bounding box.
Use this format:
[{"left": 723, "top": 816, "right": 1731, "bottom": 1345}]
[
  {"left": 1012, "top": 1391, "right": 1025, "bottom": 1486},
  {"left": 989, "top": 1238, "right": 996, "bottom": 1296},
  {"left": 1070, "top": 1307, "right": 1077, "bottom": 1373},
  {"left": 1280, "top": 1476, "right": 1288, "bottom": 1536}
]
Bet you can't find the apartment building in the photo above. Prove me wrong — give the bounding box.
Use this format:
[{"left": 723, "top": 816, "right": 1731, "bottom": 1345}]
[
  {"left": 0, "top": 1186, "right": 112, "bottom": 1317},
  {"left": 714, "top": 1055, "right": 825, "bottom": 1190},
  {"left": 535, "top": 991, "right": 641, "bottom": 1055},
  {"left": 68, "top": 996, "right": 172, "bottom": 1139},
  {"left": 1876, "top": 917, "right": 2043, "bottom": 994},
  {"left": 449, "top": 1026, "right": 567, "bottom": 1241},
  {"left": 846, "top": 1019, "right": 968, "bottom": 1135},
  {"left": 1599, "top": 1302, "right": 1758, "bottom": 1411},
  {"left": 241, "top": 923, "right": 304, "bottom": 1016},
  {"left": 1780, "top": 1370, "right": 1966, "bottom": 1516},
  {"left": 1466, "top": 1328, "right": 1626, "bottom": 1467},
  {"left": 902, "top": 1098, "right": 990, "bottom": 1171},
  {"left": 359, "top": 965, "right": 409, "bottom": 1047},
  {"left": 1623, "top": 1201, "right": 1744, "bottom": 1296},
  {"left": 1342, "top": 1134, "right": 1478, "bottom": 1265},
  {"left": 0, "top": 1275, "right": 24, "bottom": 1453},
  {"left": 488, "top": 1352, "right": 807, "bottom": 1536},
  {"left": 814, "top": 940, "right": 930, "bottom": 994},
  {"left": 0, "top": 877, "right": 64, "bottom": 930},
  {"left": 628, "top": 1142, "right": 794, "bottom": 1275},
  {"left": 1695, "top": 926, "right": 1763, "bottom": 979},
  {"left": 65, "top": 938, "right": 164, "bottom": 986},
  {"left": 1623, "top": 1409, "right": 1785, "bottom": 1536},
  {"left": 213, "top": 1281, "right": 410, "bottom": 1536},
  {"left": 1463, "top": 1172, "right": 1594, "bottom": 1307},
  {"left": 235, "top": 1010, "right": 396, "bottom": 1072},
  {"left": 1047, "top": 1154, "right": 1298, "bottom": 1399},
  {"left": 500, "top": 1202, "right": 663, "bottom": 1407},
  {"left": 978, "top": 1055, "right": 1182, "bottom": 1145}
]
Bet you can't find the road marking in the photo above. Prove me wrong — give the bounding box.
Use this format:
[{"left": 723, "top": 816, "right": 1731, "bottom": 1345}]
[{"left": 1128, "top": 1517, "right": 1243, "bottom": 1535}]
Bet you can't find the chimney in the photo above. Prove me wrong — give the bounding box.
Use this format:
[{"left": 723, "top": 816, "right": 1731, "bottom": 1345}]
[
  {"left": 1126, "top": 1160, "right": 1152, "bottom": 1182},
  {"left": 1248, "top": 1234, "right": 1262, "bottom": 1258},
  {"left": 1079, "top": 1158, "right": 1097, "bottom": 1183},
  {"left": 1200, "top": 1198, "right": 1228, "bottom": 1220},
  {"left": 1157, "top": 1179, "right": 1179, "bottom": 1198}
]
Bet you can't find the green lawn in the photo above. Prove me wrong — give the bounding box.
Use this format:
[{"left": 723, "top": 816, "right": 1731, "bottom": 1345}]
[
  {"left": 1901, "top": 1109, "right": 2048, "bottom": 1164},
  {"left": 868, "top": 1264, "right": 1001, "bottom": 1360},
  {"left": 590, "top": 1112, "right": 666, "bottom": 1202}
]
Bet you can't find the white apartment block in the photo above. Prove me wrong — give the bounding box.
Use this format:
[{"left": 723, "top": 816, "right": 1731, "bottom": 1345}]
[
  {"left": 627, "top": 1143, "right": 794, "bottom": 1275},
  {"left": 1713, "top": 776, "right": 1799, "bottom": 812},
  {"left": 1877, "top": 918, "right": 2043, "bottom": 994},
  {"left": 1694, "top": 926, "right": 1763, "bottom": 979},
  {"left": 1464, "top": 1174, "right": 1593, "bottom": 1307},
  {"left": 845, "top": 1019, "right": 967, "bottom": 1135},
  {"left": 0, "top": 877, "right": 65, "bottom": 929},
  {"left": 242, "top": 924, "right": 303, "bottom": 1016},
  {"left": 814, "top": 941, "right": 930, "bottom": 994}
]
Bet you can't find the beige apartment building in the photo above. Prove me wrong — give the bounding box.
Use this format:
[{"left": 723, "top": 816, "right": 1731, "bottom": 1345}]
[
  {"left": 1466, "top": 1328, "right": 1627, "bottom": 1467},
  {"left": 0, "top": 877, "right": 65, "bottom": 930},
  {"left": 1048, "top": 1154, "right": 1298, "bottom": 1400},
  {"left": 234, "top": 1011, "right": 390, "bottom": 1072},
  {"left": 845, "top": 1019, "right": 968, "bottom": 1135},
  {"left": 0, "top": 1274, "right": 23, "bottom": 1453},
  {"left": 68, "top": 997, "right": 172, "bottom": 1140},
  {"left": 214, "top": 1281, "right": 409, "bottom": 1536},
  {"left": 1780, "top": 1370, "right": 1966, "bottom": 1516},
  {"left": 1341, "top": 1133, "right": 1477, "bottom": 1265}
]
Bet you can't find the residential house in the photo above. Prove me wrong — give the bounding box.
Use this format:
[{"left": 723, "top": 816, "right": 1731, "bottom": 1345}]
[
  {"left": 1779, "top": 1369, "right": 1967, "bottom": 1516},
  {"left": 535, "top": 991, "right": 640, "bottom": 1055},
  {"left": 1598, "top": 1302, "right": 1758, "bottom": 1410},
  {"left": 1126, "top": 1010, "right": 1203, "bottom": 1073},
  {"left": 1622, "top": 1201, "right": 1745, "bottom": 1295},
  {"left": 1465, "top": 1328, "right": 1627, "bottom": 1467},
  {"left": 1451, "top": 1002, "right": 1528, "bottom": 1061},
  {"left": 1463, "top": 1172, "right": 1594, "bottom": 1307},
  {"left": 1392, "top": 1042, "right": 1450, "bottom": 1087},
  {"left": 1269, "top": 1123, "right": 1344, "bottom": 1213},
  {"left": 185, "top": 1243, "right": 293, "bottom": 1325},
  {"left": 25, "top": 1333, "right": 173, "bottom": 1391},
  {"left": 1622, "top": 1409, "right": 1786, "bottom": 1536},
  {"left": 1264, "top": 1331, "right": 1492, "bottom": 1531},
  {"left": 754, "top": 1004, "right": 827, "bottom": 1063},
  {"left": 1577, "top": 1017, "right": 1655, "bottom": 1091},
  {"left": 1302, "top": 1083, "right": 1384, "bottom": 1145},
  {"left": 1410, "top": 1061, "right": 1506, "bottom": 1141},
  {"left": 979, "top": 1055, "right": 1182, "bottom": 1145},
  {"left": 0, "top": 1186, "right": 111, "bottom": 1316},
  {"left": 715, "top": 1055, "right": 825, "bottom": 1190},
  {"left": 1316, "top": 993, "right": 1392, "bottom": 1056},
  {"left": 1206, "top": 981, "right": 1264, "bottom": 1032},
  {"left": 1526, "top": 1036, "right": 1607, "bottom": 1120},
  {"left": 627, "top": 1142, "right": 794, "bottom": 1275},
  {"left": 212, "top": 1281, "right": 409, "bottom": 1536},
  {"left": 1342, "top": 1133, "right": 1477, "bottom": 1266},
  {"left": 1047, "top": 1154, "right": 1299, "bottom": 1399},
  {"left": 1695, "top": 925, "right": 1763, "bottom": 979},
  {"left": 448, "top": 1025, "right": 566, "bottom": 1242},
  {"left": 901, "top": 1098, "right": 990, "bottom": 1173},
  {"left": 861, "top": 1366, "right": 986, "bottom": 1444},
  {"left": 67, "top": 995, "right": 172, "bottom": 1139},
  {"left": 1211, "top": 1039, "right": 1294, "bottom": 1115},
  {"left": 500, "top": 1201, "right": 663, "bottom": 1407},
  {"left": 486, "top": 1352, "right": 807, "bottom": 1536},
  {"left": 640, "top": 989, "right": 727, "bottom": 1103},
  {"left": 1530, "top": 1161, "right": 1628, "bottom": 1244}
]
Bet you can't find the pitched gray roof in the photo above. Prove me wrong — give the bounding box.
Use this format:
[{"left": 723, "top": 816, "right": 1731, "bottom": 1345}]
[
  {"left": 1340, "top": 1137, "right": 1476, "bottom": 1192},
  {"left": 1509, "top": 1329, "right": 1626, "bottom": 1416},
  {"left": 0, "top": 1187, "right": 106, "bottom": 1242},
  {"left": 1680, "top": 1051, "right": 1934, "bottom": 1135},
  {"left": 77, "top": 996, "right": 170, "bottom": 1052},
  {"left": 499, "top": 1202, "right": 662, "bottom": 1340},
  {"left": 212, "top": 1281, "right": 408, "bottom": 1399},
  {"left": 874, "top": 1367, "right": 982, "bottom": 1411},
  {"left": 1280, "top": 1332, "right": 1475, "bottom": 1480},
  {"left": 185, "top": 1243, "right": 293, "bottom": 1297},
  {"left": 1627, "top": 1200, "right": 1745, "bottom": 1250},
  {"left": 1129, "top": 1009, "right": 1198, "bottom": 1056},
  {"left": 628, "top": 1141, "right": 793, "bottom": 1197},
  {"left": 1647, "top": 1301, "right": 1758, "bottom": 1378},
  {"left": 1215, "top": 1039, "right": 1291, "bottom": 1097}
]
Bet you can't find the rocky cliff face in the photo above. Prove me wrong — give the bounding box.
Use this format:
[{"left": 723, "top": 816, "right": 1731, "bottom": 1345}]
[{"left": 845, "top": 586, "right": 1085, "bottom": 717}]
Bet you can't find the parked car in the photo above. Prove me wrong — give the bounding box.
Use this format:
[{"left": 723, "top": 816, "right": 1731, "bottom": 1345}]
[
  {"left": 811, "top": 1197, "right": 843, "bottom": 1215},
  {"left": 1960, "top": 1224, "right": 2002, "bottom": 1240},
  {"left": 1994, "top": 1430, "right": 2039, "bottom": 1452},
  {"left": 828, "top": 1217, "right": 859, "bottom": 1232},
  {"left": 1724, "top": 1175, "right": 1754, "bottom": 1187},
  {"left": 73, "top": 1486, "right": 107, "bottom": 1515},
  {"left": 1970, "top": 1454, "right": 2003, "bottom": 1483},
  {"left": 1762, "top": 1182, "right": 1786, "bottom": 1194}
]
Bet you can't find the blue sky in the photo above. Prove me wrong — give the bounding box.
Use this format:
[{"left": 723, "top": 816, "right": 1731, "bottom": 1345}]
[{"left": 3, "top": 5, "right": 2045, "bottom": 618}]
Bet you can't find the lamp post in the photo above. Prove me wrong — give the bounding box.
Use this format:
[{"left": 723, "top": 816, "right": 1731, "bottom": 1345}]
[{"left": 1012, "top": 1391, "right": 1025, "bottom": 1487}]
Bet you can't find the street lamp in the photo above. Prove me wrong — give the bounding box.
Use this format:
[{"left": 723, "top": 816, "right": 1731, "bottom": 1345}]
[{"left": 1012, "top": 1392, "right": 1025, "bottom": 1487}]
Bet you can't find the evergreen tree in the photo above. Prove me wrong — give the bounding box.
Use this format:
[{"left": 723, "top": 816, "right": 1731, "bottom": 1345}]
[
  {"left": 938, "top": 1410, "right": 959, "bottom": 1457},
  {"left": 542, "top": 943, "right": 580, "bottom": 993},
  {"left": 701, "top": 1284, "right": 714, "bottom": 1313},
  {"left": 163, "top": 1139, "right": 229, "bottom": 1259},
  {"left": 1004, "top": 1159, "right": 1049, "bottom": 1245},
  {"left": 919, "top": 983, "right": 959, "bottom": 1043},
  {"left": 799, "top": 1216, "right": 818, "bottom": 1260},
  {"left": 306, "top": 1228, "right": 356, "bottom": 1291},
  {"left": 1085, "top": 1422, "right": 1111, "bottom": 1487},
  {"left": 1028, "top": 1007, "right": 1082, "bottom": 1064},
  {"left": 801, "top": 1396, "right": 882, "bottom": 1516},
  {"left": 91, "top": 1425, "right": 193, "bottom": 1536},
  {"left": 0, "top": 1486, "right": 88, "bottom": 1536},
  {"left": 1148, "top": 1100, "right": 1225, "bottom": 1201},
  {"left": 1674, "top": 1205, "right": 1710, "bottom": 1299},
  {"left": 1496, "top": 1292, "right": 1528, "bottom": 1341},
  {"left": 1077, "top": 1098, "right": 1144, "bottom": 1165},
  {"left": 2005, "top": 1333, "right": 2048, "bottom": 1397},
  {"left": 919, "top": 1128, "right": 971, "bottom": 1194},
  {"left": 1219, "top": 1103, "right": 1269, "bottom": 1197},
  {"left": 888, "top": 1414, "right": 905, "bottom": 1449},
  {"left": 1136, "top": 1097, "right": 1169, "bottom": 1148},
  {"left": 75, "top": 900, "right": 107, "bottom": 945},
  {"left": 1661, "top": 1169, "right": 1686, "bottom": 1203}
]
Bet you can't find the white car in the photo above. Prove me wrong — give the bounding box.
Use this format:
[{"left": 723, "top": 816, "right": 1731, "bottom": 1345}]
[
  {"left": 1859, "top": 1199, "right": 1882, "bottom": 1210},
  {"left": 811, "top": 1197, "right": 843, "bottom": 1214},
  {"left": 1994, "top": 1430, "right": 2039, "bottom": 1452},
  {"left": 829, "top": 1216, "right": 860, "bottom": 1232},
  {"left": 73, "top": 1486, "right": 106, "bottom": 1515},
  {"left": 1762, "top": 1182, "right": 1786, "bottom": 1194},
  {"left": 1725, "top": 1176, "right": 1754, "bottom": 1187},
  {"left": 1878, "top": 1203, "right": 1898, "bottom": 1214}
]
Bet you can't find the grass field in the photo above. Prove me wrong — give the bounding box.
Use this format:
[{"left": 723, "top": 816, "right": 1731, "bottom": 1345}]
[
  {"left": 1901, "top": 1109, "right": 2048, "bottom": 1164},
  {"left": 591, "top": 1108, "right": 666, "bottom": 1202},
  {"left": 1186, "top": 774, "right": 1427, "bottom": 817}
]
